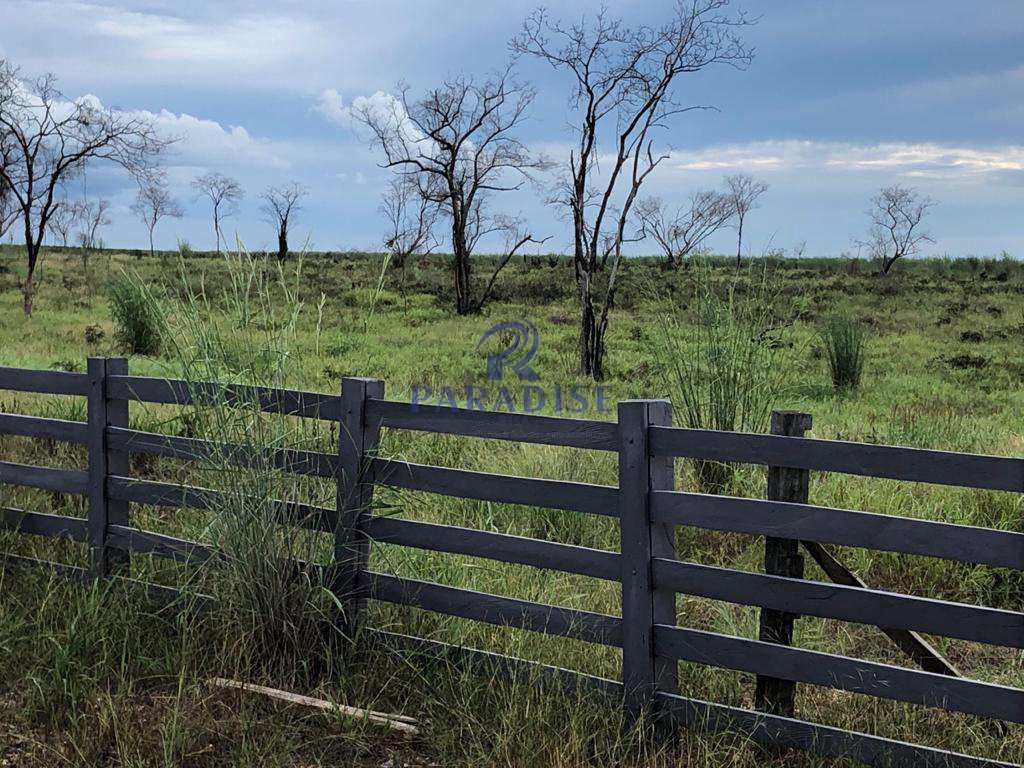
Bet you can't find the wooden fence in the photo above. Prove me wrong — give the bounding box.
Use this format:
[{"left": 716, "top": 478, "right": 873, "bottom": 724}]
[{"left": 1, "top": 358, "right": 1022, "bottom": 768}]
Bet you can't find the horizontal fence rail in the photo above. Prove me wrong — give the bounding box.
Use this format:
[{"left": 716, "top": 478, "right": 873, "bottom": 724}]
[
  {"left": 0, "top": 413, "right": 88, "bottom": 444},
  {"left": 651, "top": 490, "right": 1024, "bottom": 570},
  {"left": 0, "top": 360, "right": 1021, "bottom": 768},
  {"left": 106, "top": 375, "right": 342, "bottom": 421},
  {"left": 0, "top": 366, "right": 89, "bottom": 396},
  {"left": 652, "top": 558, "right": 1024, "bottom": 649},
  {"left": 366, "top": 398, "right": 619, "bottom": 451},
  {"left": 649, "top": 426, "right": 1024, "bottom": 492}
]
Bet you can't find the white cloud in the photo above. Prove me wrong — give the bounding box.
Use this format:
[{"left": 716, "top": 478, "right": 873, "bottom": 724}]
[{"left": 666, "top": 140, "right": 1024, "bottom": 180}]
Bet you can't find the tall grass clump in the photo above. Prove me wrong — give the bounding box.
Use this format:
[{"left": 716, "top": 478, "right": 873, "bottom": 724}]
[
  {"left": 108, "top": 271, "right": 167, "bottom": 356},
  {"left": 649, "top": 259, "right": 791, "bottom": 493},
  {"left": 158, "top": 244, "right": 339, "bottom": 677},
  {"left": 821, "top": 312, "right": 868, "bottom": 391}
]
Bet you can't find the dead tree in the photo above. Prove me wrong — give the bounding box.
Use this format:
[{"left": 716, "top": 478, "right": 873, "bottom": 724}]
[
  {"left": 354, "top": 68, "right": 548, "bottom": 315},
  {"left": 75, "top": 198, "right": 110, "bottom": 272},
  {"left": 46, "top": 194, "right": 83, "bottom": 248},
  {"left": 132, "top": 172, "right": 182, "bottom": 259},
  {"left": 192, "top": 171, "right": 243, "bottom": 255},
  {"left": 725, "top": 173, "right": 767, "bottom": 266},
  {"left": 513, "top": 2, "right": 753, "bottom": 379},
  {"left": 380, "top": 176, "right": 437, "bottom": 270},
  {"left": 0, "top": 59, "right": 169, "bottom": 313},
  {"left": 860, "top": 185, "right": 934, "bottom": 275},
  {"left": 259, "top": 182, "right": 307, "bottom": 260},
  {"left": 635, "top": 190, "right": 733, "bottom": 267}
]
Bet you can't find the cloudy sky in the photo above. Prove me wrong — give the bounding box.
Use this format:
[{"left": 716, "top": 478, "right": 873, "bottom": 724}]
[{"left": 2, "top": 0, "right": 1022, "bottom": 257}]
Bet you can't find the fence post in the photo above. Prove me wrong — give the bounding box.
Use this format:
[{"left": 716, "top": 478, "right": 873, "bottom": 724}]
[
  {"left": 87, "top": 356, "right": 130, "bottom": 579},
  {"left": 333, "top": 376, "right": 385, "bottom": 638},
  {"left": 754, "top": 409, "right": 812, "bottom": 717},
  {"left": 618, "top": 399, "right": 677, "bottom": 729}
]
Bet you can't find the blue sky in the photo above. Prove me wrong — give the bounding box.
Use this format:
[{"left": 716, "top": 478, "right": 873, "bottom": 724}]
[{"left": 2, "top": 0, "right": 1022, "bottom": 257}]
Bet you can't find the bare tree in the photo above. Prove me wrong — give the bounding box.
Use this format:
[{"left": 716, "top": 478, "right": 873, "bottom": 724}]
[
  {"left": 513, "top": 2, "right": 753, "bottom": 379},
  {"left": 635, "top": 190, "right": 733, "bottom": 267},
  {"left": 132, "top": 172, "right": 183, "bottom": 259},
  {"left": 46, "top": 193, "right": 83, "bottom": 247},
  {"left": 0, "top": 133, "right": 14, "bottom": 240},
  {"left": 354, "top": 68, "right": 548, "bottom": 315},
  {"left": 259, "top": 182, "right": 307, "bottom": 260},
  {"left": 860, "top": 185, "right": 935, "bottom": 275},
  {"left": 75, "top": 198, "right": 110, "bottom": 272},
  {"left": 0, "top": 59, "right": 170, "bottom": 313},
  {"left": 380, "top": 176, "right": 438, "bottom": 270},
  {"left": 724, "top": 173, "right": 767, "bottom": 266},
  {"left": 192, "top": 171, "right": 243, "bottom": 255}
]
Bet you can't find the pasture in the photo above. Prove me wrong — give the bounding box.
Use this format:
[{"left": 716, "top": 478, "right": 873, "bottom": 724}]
[{"left": 0, "top": 245, "right": 1022, "bottom": 767}]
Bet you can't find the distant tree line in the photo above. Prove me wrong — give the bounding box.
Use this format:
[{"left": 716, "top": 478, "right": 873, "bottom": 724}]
[{"left": 0, "top": 3, "right": 938, "bottom": 379}]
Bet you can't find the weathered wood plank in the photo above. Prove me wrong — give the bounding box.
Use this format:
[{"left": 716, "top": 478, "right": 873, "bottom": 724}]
[
  {"left": 366, "top": 399, "right": 619, "bottom": 451},
  {"left": 370, "top": 457, "right": 618, "bottom": 516},
  {"left": 106, "top": 375, "right": 341, "bottom": 420},
  {"left": 618, "top": 400, "right": 675, "bottom": 721},
  {"left": 0, "top": 413, "right": 88, "bottom": 444},
  {"left": 0, "top": 366, "right": 89, "bottom": 396},
  {"left": 365, "top": 516, "right": 620, "bottom": 581},
  {"left": 756, "top": 410, "right": 811, "bottom": 716},
  {"left": 365, "top": 571, "right": 623, "bottom": 647},
  {"left": 0, "top": 508, "right": 88, "bottom": 542},
  {"left": 649, "top": 491, "right": 1024, "bottom": 571},
  {"left": 653, "top": 624, "right": 1024, "bottom": 723},
  {"left": 655, "top": 691, "right": 1018, "bottom": 768},
  {"left": 364, "top": 628, "right": 624, "bottom": 700},
  {"left": 106, "top": 476, "right": 336, "bottom": 531},
  {"left": 801, "top": 540, "right": 959, "bottom": 676},
  {"left": 106, "top": 525, "right": 216, "bottom": 565},
  {"left": 106, "top": 427, "right": 337, "bottom": 477},
  {"left": 0, "top": 553, "right": 90, "bottom": 582},
  {"left": 333, "top": 377, "right": 384, "bottom": 635},
  {"left": 0, "top": 460, "right": 88, "bottom": 494},
  {"left": 652, "top": 558, "right": 1024, "bottom": 649},
  {"left": 648, "top": 426, "right": 1024, "bottom": 492}
]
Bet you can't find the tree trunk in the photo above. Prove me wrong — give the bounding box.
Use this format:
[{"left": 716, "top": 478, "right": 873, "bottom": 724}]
[
  {"left": 277, "top": 229, "right": 288, "bottom": 261},
  {"left": 22, "top": 238, "right": 40, "bottom": 316},
  {"left": 452, "top": 222, "right": 472, "bottom": 315},
  {"left": 735, "top": 215, "right": 744, "bottom": 267},
  {"left": 147, "top": 226, "right": 155, "bottom": 260}
]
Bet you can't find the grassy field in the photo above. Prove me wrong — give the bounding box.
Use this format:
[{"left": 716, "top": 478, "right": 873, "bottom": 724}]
[{"left": 0, "top": 244, "right": 1022, "bottom": 767}]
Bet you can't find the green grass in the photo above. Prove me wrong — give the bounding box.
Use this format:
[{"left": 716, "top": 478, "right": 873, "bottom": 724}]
[{"left": 0, "top": 245, "right": 1022, "bottom": 766}]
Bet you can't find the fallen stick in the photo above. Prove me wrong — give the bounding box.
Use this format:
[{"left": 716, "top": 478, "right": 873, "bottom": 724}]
[{"left": 209, "top": 677, "right": 419, "bottom": 736}]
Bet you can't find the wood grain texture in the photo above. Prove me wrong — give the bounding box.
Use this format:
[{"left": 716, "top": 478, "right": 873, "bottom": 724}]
[
  {"left": 365, "top": 516, "right": 619, "bottom": 580},
  {"left": 0, "top": 366, "right": 89, "bottom": 396},
  {"left": 106, "top": 476, "right": 336, "bottom": 531},
  {"left": 370, "top": 457, "right": 618, "bottom": 516},
  {"left": 0, "top": 413, "right": 88, "bottom": 443},
  {"left": 648, "top": 426, "right": 1024, "bottom": 492},
  {"left": 0, "top": 508, "right": 88, "bottom": 542},
  {"left": 652, "top": 558, "right": 1024, "bottom": 649},
  {"left": 366, "top": 398, "right": 618, "bottom": 451},
  {"left": 0, "top": 460, "right": 88, "bottom": 493},
  {"left": 106, "top": 427, "right": 338, "bottom": 477},
  {"left": 655, "top": 691, "right": 1018, "bottom": 768},
  {"left": 649, "top": 491, "right": 1024, "bottom": 571},
  {"left": 653, "top": 624, "right": 1023, "bottom": 723},
  {"left": 107, "top": 375, "right": 341, "bottom": 420},
  {"left": 366, "top": 571, "right": 623, "bottom": 647}
]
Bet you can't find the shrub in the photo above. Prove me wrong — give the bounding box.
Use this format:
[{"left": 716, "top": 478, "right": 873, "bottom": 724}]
[
  {"left": 176, "top": 238, "right": 195, "bottom": 259},
  {"left": 108, "top": 272, "right": 167, "bottom": 356},
  {"left": 649, "top": 259, "right": 791, "bottom": 493},
  {"left": 821, "top": 313, "right": 867, "bottom": 391}
]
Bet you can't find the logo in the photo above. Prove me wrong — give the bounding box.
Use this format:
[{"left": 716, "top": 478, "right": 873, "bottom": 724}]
[
  {"left": 477, "top": 320, "right": 540, "bottom": 381},
  {"left": 410, "top": 320, "right": 613, "bottom": 415}
]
